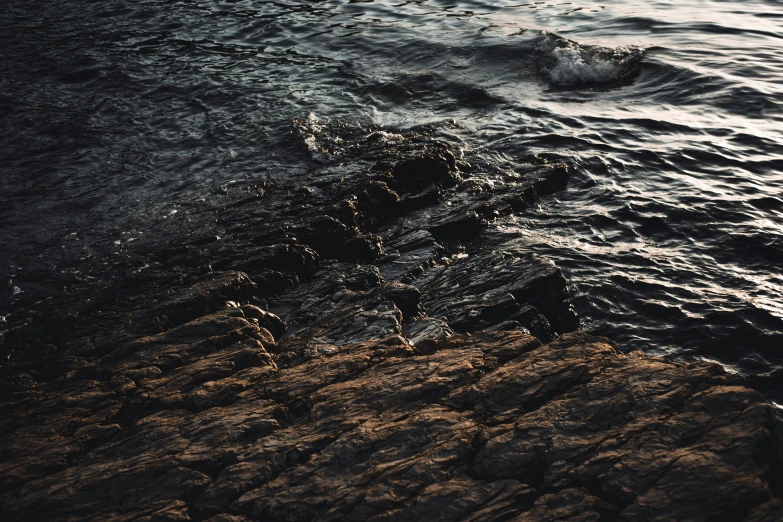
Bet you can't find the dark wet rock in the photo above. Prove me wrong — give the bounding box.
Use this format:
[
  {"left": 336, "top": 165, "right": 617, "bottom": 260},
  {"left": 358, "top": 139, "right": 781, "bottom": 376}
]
[
  {"left": 485, "top": 320, "right": 530, "bottom": 334},
  {"left": 0, "top": 137, "right": 568, "bottom": 367},
  {"left": 412, "top": 250, "right": 576, "bottom": 339},
  {"left": 355, "top": 181, "right": 401, "bottom": 226},
  {"left": 399, "top": 185, "right": 442, "bottom": 213},
  {"left": 532, "top": 162, "right": 570, "bottom": 195},
  {"left": 522, "top": 312, "right": 556, "bottom": 343},
  {"left": 2, "top": 144, "right": 774, "bottom": 521},
  {"left": 379, "top": 282, "right": 422, "bottom": 320},
  {"left": 261, "top": 241, "right": 571, "bottom": 365},
  {"left": 387, "top": 154, "right": 459, "bottom": 194},
  {"left": 276, "top": 295, "right": 403, "bottom": 368},
  {"left": 247, "top": 269, "right": 297, "bottom": 298},
  {"left": 342, "top": 265, "right": 383, "bottom": 291},
  {"left": 136, "top": 271, "right": 258, "bottom": 332},
  {"left": 402, "top": 317, "right": 454, "bottom": 347},
  {"left": 341, "top": 234, "right": 384, "bottom": 263},
  {"left": 377, "top": 229, "right": 445, "bottom": 282},
  {"left": 747, "top": 499, "right": 783, "bottom": 522},
  {"left": 228, "top": 244, "right": 320, "bottom": 280},
  {"left": 468, "top": 162, "right": 571, "bottom": 220},
  {"left": 239, "top": 305, "right": 286, "bottom": 339},
  {"left": 293, "top": 215, "right": 349, "bottom": 258},
  {"left": 426, "top": 210, "right": 485, "bottom": 242}
]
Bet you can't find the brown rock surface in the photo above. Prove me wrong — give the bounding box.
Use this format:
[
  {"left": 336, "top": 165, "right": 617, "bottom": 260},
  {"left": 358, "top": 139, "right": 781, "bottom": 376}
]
[
  {"left": 2, "top": 150, "right": 781, "bottom": 521},
  {"left": 2, "top": 303, "right": 781, "bottom": 520}
]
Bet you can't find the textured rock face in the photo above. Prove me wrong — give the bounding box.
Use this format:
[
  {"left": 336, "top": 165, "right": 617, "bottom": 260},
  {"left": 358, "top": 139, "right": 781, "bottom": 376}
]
[
  {"left": 1, "top": 146, "right": 782, "bottom": 521},
  {"left": 1, "top": 319, "right": 782, "bottom": 521}
]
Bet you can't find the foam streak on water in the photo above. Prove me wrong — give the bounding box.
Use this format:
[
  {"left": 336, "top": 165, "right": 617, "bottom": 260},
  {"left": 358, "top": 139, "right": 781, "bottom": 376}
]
[
  {"left": 1, "top": 0, "right": 782, "bottom": 383},
  {"left": 536, "top": 31, "right": 645, "bottom": 86}
]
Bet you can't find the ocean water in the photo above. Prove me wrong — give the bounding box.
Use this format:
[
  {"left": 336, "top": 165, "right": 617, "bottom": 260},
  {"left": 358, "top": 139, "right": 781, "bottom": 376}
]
[{"left": 1, "top": 1, "right": 782, "bottom": 381}]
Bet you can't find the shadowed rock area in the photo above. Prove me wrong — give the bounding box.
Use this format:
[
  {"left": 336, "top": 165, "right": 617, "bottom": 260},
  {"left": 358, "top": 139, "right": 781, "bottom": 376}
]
[{"left": 1, "top": 140, "right": 782, "bottom": 520}]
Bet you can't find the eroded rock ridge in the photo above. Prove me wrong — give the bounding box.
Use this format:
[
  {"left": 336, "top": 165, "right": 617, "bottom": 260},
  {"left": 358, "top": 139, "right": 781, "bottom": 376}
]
[{"left": 1, "top": 141, "right": 782, "bottom": 521}]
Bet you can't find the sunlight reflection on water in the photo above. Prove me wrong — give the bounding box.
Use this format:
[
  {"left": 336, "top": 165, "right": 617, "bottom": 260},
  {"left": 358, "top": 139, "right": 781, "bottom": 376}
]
[{"left": 1, "top": 0, "right": 782, "bottom": 379}]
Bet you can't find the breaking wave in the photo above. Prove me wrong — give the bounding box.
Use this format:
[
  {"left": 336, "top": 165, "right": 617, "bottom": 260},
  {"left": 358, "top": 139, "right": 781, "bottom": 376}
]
[
  {"left": 294, "top": 113, "right": 420, "bottom": 163},
  {"left": 536, "top": 31, "right": 645, "bottom": 87}
]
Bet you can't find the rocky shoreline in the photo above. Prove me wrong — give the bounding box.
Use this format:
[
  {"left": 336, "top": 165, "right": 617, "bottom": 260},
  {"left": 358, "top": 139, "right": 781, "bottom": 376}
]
[{"left": 2, "top": 139, "right": 782, "bottom": 520}]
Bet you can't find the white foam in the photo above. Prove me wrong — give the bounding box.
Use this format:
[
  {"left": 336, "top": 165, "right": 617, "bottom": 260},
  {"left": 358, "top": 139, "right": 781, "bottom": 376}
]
[
  {"left": 303, "top": 134, "right": 327, "bottom": 162},
  {"left": 295, "top": 112, "right": 340, "bottom": 162},
  {"left": 547, "top": 46, "right": 622, "bottom": 86},
  {"left": 295, "top": 113, "right": 409, "bottom": 162},
  {"left": 537, "top": 32, "right": 644, "bottom": 87},
  {"left": 364, "top": 130, "right": 405, "bottom": 145}
]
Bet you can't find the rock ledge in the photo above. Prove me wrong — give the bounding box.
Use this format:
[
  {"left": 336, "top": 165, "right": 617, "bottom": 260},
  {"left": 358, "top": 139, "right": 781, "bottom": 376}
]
[{"left": 1, "top": 147, "right": 781, "bottom": 521}]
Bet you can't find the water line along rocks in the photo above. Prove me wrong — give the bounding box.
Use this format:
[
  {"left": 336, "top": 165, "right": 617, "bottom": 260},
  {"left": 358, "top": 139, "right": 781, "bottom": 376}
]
[{"left": 1, "top": 143, "right": 782, "bottom": 521}]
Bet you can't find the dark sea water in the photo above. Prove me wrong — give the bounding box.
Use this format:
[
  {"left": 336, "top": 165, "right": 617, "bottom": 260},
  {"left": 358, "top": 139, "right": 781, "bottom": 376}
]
[{"left": 2, "top": 1, "right": 782, "bottom": 384}]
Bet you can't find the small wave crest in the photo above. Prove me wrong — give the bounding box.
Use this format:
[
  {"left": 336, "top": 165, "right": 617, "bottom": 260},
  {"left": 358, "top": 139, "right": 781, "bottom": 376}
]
[
  {"left": 294, "top": 113, "right": 339, "bottom": 162},
  {"left": 536, "top": 32, "right": 645, "bottom": 87},
  {"left": 293, "top": 113, "right": 413, "bottom": 163}
]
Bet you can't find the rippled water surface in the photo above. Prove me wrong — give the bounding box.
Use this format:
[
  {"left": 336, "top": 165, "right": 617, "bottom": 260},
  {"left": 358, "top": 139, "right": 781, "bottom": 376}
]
[{"left": 2, "top": 0, "right": 783, "bottom": 379}]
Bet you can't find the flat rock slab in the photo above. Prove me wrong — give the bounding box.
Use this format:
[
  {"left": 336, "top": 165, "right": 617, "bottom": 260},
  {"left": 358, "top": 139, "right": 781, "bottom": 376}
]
[{"left": 1, "top": 324, "right": 781, "bottom": 521}]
